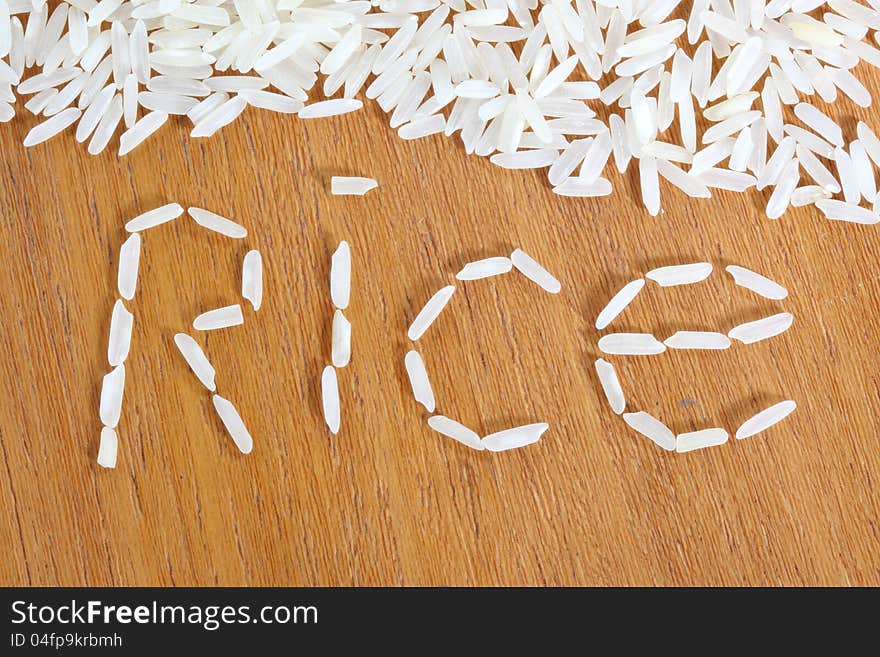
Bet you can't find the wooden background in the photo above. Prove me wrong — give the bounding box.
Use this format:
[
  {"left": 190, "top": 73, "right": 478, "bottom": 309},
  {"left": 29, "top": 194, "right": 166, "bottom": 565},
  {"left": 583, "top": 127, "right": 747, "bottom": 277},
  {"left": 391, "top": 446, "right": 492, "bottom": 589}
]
[{"left": 1, "top": 71, "right": 879, "bottom": 587}]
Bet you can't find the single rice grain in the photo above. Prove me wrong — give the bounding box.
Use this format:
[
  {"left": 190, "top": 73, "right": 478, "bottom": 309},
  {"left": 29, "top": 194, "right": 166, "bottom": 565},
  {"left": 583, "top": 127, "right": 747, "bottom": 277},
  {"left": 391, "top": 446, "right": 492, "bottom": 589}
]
[
  {"left": 173, "top": 333, "right": 216, "bottom": 392},
  {"left": 97, "top": 426, "right": 118, "bottom": 469},
  {"left": 595, "top": 279, "right": 644, "bottom": 330},
  {"left": 188, "top": 207, "right": 247, "bottom": 238},
  {"left": 676, "top": 428, "right": 729, "bottom": 453},
  {"left": 193, "top": 304, "right": 244, "bottom": 331},
  {"left": 408, "top": 285, "right": 455, "bottom": 341},
  {"left": 330, "top": 241, "right": 351, "bottom": 310},
  {"left": 623, "top": 411, "right": 675, "bottom": 451},
  {"left": 594, "top": 358, "right": 625, "bottom": 414},
  {"left": 212, "top": 394, "right": 254, "bottom": 454},
  {"left": 482, "top": 422, "right": 548, "bottom": 452},
  {"left": 242, "top": 250, "right": 263, "bottom": 311},
  {"left": 321, "top": 365, "right": 341, "bottom": 435},
  {"left": 736, "top": 400, "right": 797, "bottom": 439},
  {"left": 404, "top": 350, "right": 435, "bottom": 412},
  {"left": 427, "top": 415, "right": 484, "bottom": 450}
]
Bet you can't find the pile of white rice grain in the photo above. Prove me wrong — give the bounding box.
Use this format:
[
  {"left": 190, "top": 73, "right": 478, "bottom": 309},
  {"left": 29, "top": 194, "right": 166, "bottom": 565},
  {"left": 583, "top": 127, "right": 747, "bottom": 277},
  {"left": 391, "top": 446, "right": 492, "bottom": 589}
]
[{"left": 2, "top": 1, "right": 880, "bottom": 221}]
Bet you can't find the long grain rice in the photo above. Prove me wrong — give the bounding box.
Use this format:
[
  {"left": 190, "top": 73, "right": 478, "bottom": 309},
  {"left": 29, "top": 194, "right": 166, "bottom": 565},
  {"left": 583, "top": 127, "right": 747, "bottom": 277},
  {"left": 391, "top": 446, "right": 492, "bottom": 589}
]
[
  {"left": 598, "top": 333, "right": 666, "bottom": 356},
  {"left": 510, "top": 248, "right": 561, "bottom": 293},
  {"left": 242, "top": 250, "right": 263, "bottom": 311},
  {"left": 99, "top": 364, "right": 125, "bottom": 429},
  {"left": 645, "top": 262, "right": 712, "bottom": 286},
  {"left": 728, "top": 312, "right": 794, "bottom": 344},
  {"left": 482, "top": 422, "right": 548, "bottom": 452},
  {"left": 107, "top": 299, "right": 133, "bottom": 367},
  {"left": 408, "top": 285, "right": 455, "bottom": 341},
  {"left": 212, "top": 394, "right": 254, "bottom": 454},
  {"left": 97, "top": 426, "right": 118, "bottom": 469},
  {"left": 330, "top": 241, "right": 351, "bottom": 310},
  {"left": 173, "top": 333, "right": 216, "bottom": 392},
  {"left": 595, "top": 279, "right": 644, "bottom": 330},
  {"left": 456, "top": 256, "right": 512, "bottom": 280},
  {"left": 725, "top": 265, "right": 788, "bottom": 300},
  {"left": 125, "top": 202, "right": 183, "bottom": 232},
  {"left": 427, "top": 415, "right": 484, "bottom": 450},
  {"left": 321, "top": 365, "right": 341, "bottom": 435},
  {"left": 676, "top": 428, "right": 729, "bottom": 453},
  {"left": 193, "top": 304, "right": 244, "bottom": 331},
  {"left": 332, "top": 310, "right": 352, "bottom": 369},
  {"left": 404, "top": 349, "right": 435, "bottom": 412},
  {"left": 622, "top": 411, "right": 675, "bottom": 451},
  {"left": 117, "top": 232, "right": 141, "bottom": 301},
  {"left": 736, "top": 400, "right": 797, "bottom": 439},
  {"left": 188, "top": 206, "right": 247, "bottom": 238},
  {"left": 594, "top": 358, "right": 625, "bottom": 415},
  {"left": 663, "top": 331, "right": 731, "bottom": 350}
]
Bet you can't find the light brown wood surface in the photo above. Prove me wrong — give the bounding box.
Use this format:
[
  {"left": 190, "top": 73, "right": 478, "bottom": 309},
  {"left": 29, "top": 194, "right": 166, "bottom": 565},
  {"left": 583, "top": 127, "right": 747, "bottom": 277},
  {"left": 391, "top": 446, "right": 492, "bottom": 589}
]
[{"left": 1, "top": 69, "right": 879, "bottom": 587}]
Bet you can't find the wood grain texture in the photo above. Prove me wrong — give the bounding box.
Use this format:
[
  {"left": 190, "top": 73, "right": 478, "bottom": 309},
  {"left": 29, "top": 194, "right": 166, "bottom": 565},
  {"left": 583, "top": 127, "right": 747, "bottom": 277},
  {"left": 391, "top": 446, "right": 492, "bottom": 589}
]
[{"left": 1, "top": 68, "right": 879, "bottom": 587}]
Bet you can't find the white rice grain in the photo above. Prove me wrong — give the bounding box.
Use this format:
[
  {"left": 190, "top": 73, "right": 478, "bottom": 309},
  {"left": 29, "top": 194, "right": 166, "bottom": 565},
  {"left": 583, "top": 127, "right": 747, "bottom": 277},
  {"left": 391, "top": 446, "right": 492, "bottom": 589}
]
[
  {"left": 456, "top": 256, "right": 512, "bottom": 280},
  {"left": 766, "top": 159, "right": 800, "bottom": 220},
  {"left": 736, "top": 400, "right": 797, "bottom": 439},
  {"left": 188, "top": 207, "right": 247, "bottom": 238},
  {"left": 242, "top": 250, "right": 263, "bottom": 312},
  {"left": 791, "top": 185, "right": 833, "bottom": 207},
  {"left": 664, "top": 331, "right": 731, "bottom": 350},
  {"left": 815, "top": 199, "right": 880, "bottom": 224},
  {"left": 725, "top": 265, "right": 788, "bottom": 300},
  {"left": 794, "top": 102, "right": 844, "bottom": 147},
  {"left": 124, "top": 202, "right": 183, "bottom": 232},
  {"left": 299, "top": 98, "right": 362, "bottom": 119},
  {"left": 834, "top": 146, "right": 860, "bottom": 204},
  {"left": 117, "top": 232, "right": 140, "bottom": 301},
  {"left": 857, "top": 121, "right": 880, "bottom": 168},
  {"left": 594, "top": 358, "right": 625, "bottom": 415},
  {"left": 23, "top": 107, "right": 81, "bottom": 147},
  {"left": 97, "top": 426, "right": 118, "bottom": 469},
  {"left": 330, "top": 241, "right": 351, "bottom": 310},
  {"left": 646, "top": 262, "right": 713, "bottom": 287},
  {"left": 849, "top": 141, "right": 877, "bottom": 201},
  {"left": 404, "top": 350, "right": 435, "bottom": 412},
  {"left": 482, "top": 422, "right": 548, "bottom": 452},
  {"left": 332, "top": 310, "right": 352, "bottom": 369},
  {"left": 99, "top": 364, "right": 125, "bottom": 429},
  {"left": 107, "top": 299, "right": 133, "bottom": 367},
  {"left": 212, "top": 394, "right": 253, "bottom": 454},
  {"left": 193, "top": 304, "right": 244, "bottom": 331},
  {"left": 676, "top": 428, "right": 729, "bottom": 453},
  {"left": 88, "top": 95, "right": 123, "bottom": 155},
  {"left": 639, "top": 155, "right": 660, "bottom": 216},
  {"left": 321, "top": 365, "right": 340, "bottom": 435},
  {"left": 510, "top": 248, "right": 561, "bottom": 294},
  {"left": 622, "top": 411, "right": 675, "bottom": 451},
  {"left": 173, "top": 333, "right": 216, "bottom": 392},
  {"left": 191, "top": 95, "right": 246, "bottom": 138},
  {"left": 427, "top": 415, "right": 484, "bottom": 450},
  {"left": 75, "top": 84, "right": 115, "bottom": 143},
  {"left": 331, "top": 176, "right": 378, "bottom": 196},
  {"left": 598, "top": 333, "right": 666, "bottom": 356},
  {"left": 408, "top": 285, "right": 455, "bottom": 341},
  {"left": 728, "top": 313, "right": 794, "bottom": 344},
  {"left": 595, "top": 279, "right": 644, "bottom": 330},
  {"left": 118, "top": 110, "right": 168, "bottom": 156}
]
